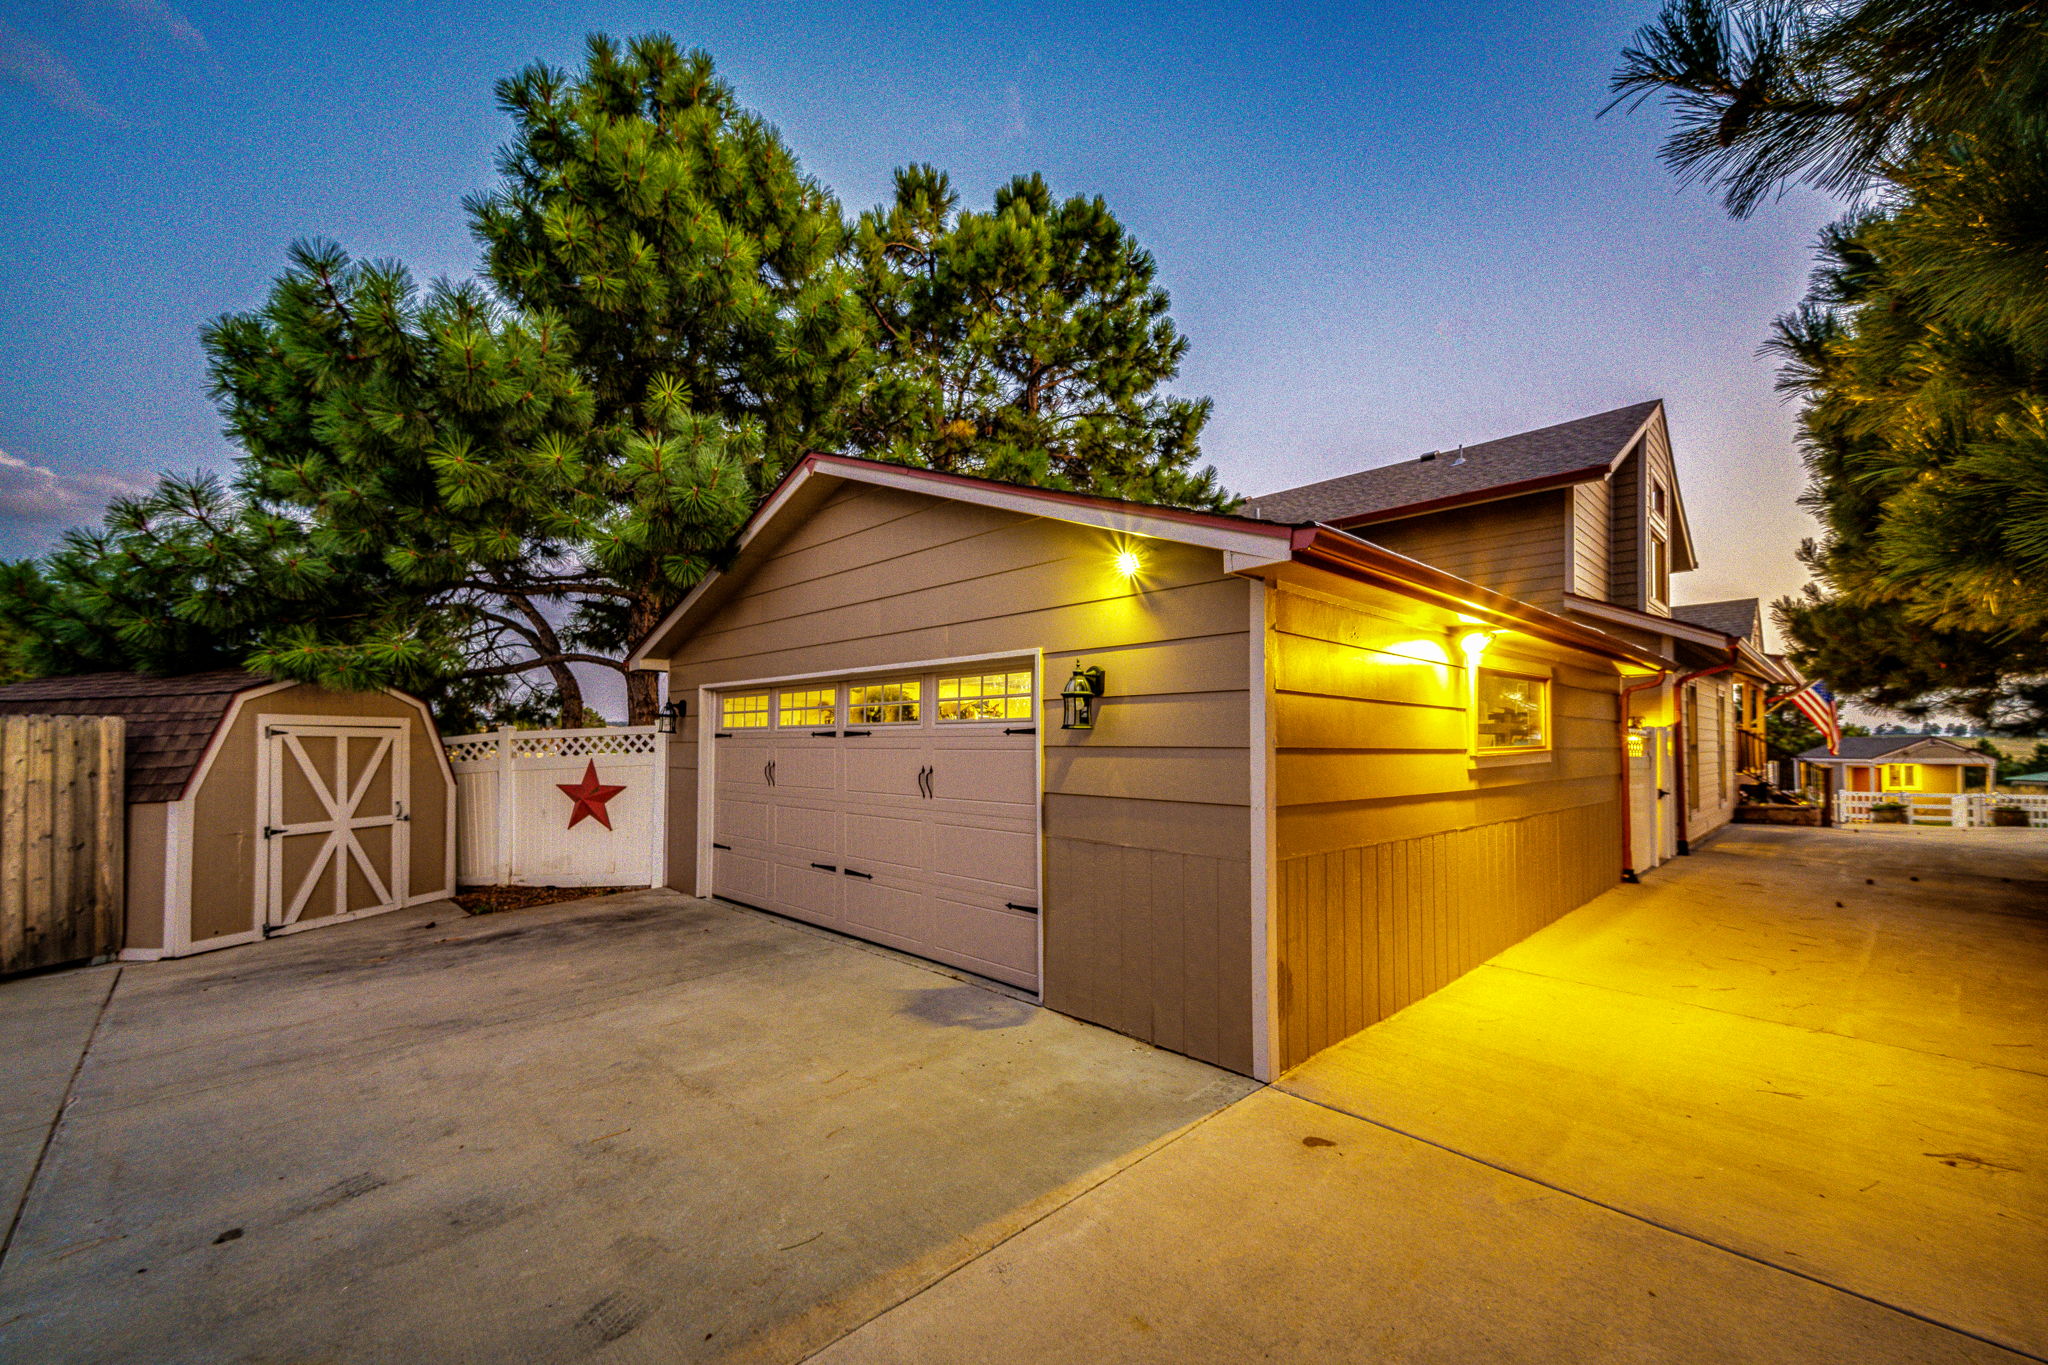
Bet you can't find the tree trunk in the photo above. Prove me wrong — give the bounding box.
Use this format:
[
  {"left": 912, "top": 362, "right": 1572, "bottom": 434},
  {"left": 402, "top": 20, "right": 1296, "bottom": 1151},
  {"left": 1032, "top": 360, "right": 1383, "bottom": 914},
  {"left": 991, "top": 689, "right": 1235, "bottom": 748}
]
[
  {"left": 495, "top": 588, "right": 586, "bottom": 727},
  {"left": 623, "top": 589, "right": 665, "bottom": 725},
  {"left": 550, "top": 660, "right": 587, "bottom": 729}
]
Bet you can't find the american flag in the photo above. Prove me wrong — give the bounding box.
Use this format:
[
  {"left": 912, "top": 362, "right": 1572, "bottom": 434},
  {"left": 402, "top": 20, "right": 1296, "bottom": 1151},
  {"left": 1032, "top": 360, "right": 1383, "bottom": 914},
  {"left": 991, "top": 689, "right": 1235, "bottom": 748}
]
[{"left": 1788, "top": 681, "right": 1841, "bottom": 754}]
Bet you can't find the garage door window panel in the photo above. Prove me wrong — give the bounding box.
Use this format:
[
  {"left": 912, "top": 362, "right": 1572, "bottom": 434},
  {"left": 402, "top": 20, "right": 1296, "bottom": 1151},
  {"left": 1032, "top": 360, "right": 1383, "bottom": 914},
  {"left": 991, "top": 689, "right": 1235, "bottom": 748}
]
[
  {"left": 778, "top": 688, "right": 838, "bottom": 728},
  {"left": 937, "top": 671, "right": 1034, "bottom": 722},
  {"left": 849, "top": 681, "right": 920, "bottom": 725},
  {"left": 722, "top": 693, "right": 770, "bottom": 728}
]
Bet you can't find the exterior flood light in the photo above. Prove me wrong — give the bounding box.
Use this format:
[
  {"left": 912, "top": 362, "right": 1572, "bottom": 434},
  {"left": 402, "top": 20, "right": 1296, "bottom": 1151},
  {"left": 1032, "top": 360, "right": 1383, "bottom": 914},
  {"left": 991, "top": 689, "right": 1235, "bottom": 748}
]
[
  {"left": 1060, "top": 664, "right": 1106, "bottom": 730},
  {"left": 1114, "top": 547, "right": 1144, "bottom": 579},
  {"left": 656, "top": 699, "right": 686, "bottom": 734}
]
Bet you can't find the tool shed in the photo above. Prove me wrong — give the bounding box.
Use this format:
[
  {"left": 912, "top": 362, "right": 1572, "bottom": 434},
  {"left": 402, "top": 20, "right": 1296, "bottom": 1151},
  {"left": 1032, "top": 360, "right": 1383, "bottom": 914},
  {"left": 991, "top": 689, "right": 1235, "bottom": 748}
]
[{"left": 0, "top": 671, "right": 455, "bottom": 958}]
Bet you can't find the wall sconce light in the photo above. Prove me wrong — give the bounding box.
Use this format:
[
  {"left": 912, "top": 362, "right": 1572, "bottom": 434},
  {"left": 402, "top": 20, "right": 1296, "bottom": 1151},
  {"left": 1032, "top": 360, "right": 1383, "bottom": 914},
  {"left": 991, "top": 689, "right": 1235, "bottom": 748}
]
[
  {"left": 655, "top": 699, "right": 686, "bottom": 734},
  {"left": 1114, "top": 546, "right": 1143, "bottom": 579},
  {"left": 1456, "top": 629, "right": 1497, "bottom": 661},
  {"left": 1060, "top": 664, "right": 1106, "bottom": 730}
]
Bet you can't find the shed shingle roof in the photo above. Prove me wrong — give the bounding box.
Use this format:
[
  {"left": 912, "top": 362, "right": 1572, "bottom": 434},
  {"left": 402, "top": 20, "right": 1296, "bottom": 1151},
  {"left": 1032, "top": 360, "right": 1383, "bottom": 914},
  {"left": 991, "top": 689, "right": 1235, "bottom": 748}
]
[
  {"left": 1796, "top": 735, "right": 1991, "bottom": 763},
  {"left": 1671, "top": 598, "right": 1761, "bottom": 642},
  {"left": 0, "top": 670, "right": 270, "bottom": 803},
  {"left": 1246, "top": 400, "right": 1663, "bottom": 525}
]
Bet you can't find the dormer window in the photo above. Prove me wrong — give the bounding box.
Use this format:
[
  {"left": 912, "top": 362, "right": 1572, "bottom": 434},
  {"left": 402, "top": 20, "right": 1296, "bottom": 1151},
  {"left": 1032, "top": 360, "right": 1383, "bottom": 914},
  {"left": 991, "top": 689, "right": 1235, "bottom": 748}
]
[{"left": 1651, "top": 482, "right": 1668, "bottom": 519}]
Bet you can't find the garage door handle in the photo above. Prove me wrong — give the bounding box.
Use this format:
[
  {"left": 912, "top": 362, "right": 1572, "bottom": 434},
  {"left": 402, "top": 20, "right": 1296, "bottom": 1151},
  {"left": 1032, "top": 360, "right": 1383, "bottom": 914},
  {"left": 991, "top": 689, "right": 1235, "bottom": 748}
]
[
  {"left": 765, "top": 760, "right": 776, "bottom": 786},
  {"left": 1005, "top": 902, "right": 1038, "bottom": 914},
  {"left": 811, "top": 862, "right": 837, "bottom": 872},
  {"left": 843, "top": 868, "right": 873, "bottom": 880},
  {"left": 917, "top": 765, "right": 932, "bottom": 798}
]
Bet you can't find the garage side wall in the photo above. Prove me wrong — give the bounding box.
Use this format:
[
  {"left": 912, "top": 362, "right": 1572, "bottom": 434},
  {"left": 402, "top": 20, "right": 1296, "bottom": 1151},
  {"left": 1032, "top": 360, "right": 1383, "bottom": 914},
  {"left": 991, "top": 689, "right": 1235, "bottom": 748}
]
[
  {"left": 188, "top": 686, "right": 452, "bottom": 943},
  {"left": 1268, "top": 569, "right": 1622, "bottom": 1071},
  {"left": 663, "top": 482, "right": 1257, "bottom": 1073}
]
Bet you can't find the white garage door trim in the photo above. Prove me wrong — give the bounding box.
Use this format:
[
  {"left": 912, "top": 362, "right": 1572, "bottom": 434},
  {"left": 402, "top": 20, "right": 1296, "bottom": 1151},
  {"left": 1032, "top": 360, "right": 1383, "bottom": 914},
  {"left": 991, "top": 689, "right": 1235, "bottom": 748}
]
[{"left": 695, "top": 648, "right": 1044, "bottom": 993}]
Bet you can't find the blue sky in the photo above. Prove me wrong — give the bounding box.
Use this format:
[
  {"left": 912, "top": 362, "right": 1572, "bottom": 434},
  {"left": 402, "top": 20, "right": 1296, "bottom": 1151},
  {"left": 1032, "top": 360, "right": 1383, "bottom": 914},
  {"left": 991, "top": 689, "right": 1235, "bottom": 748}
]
[{"left": 1, "top": 1, "right": 1842, "bottom": 701}]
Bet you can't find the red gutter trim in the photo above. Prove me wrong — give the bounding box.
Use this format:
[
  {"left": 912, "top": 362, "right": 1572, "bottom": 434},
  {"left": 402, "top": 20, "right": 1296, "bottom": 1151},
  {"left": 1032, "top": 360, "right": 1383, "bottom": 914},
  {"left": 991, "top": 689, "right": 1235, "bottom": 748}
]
[
  {"left": 1327, "top": 464, "right": 1611, "bottom": 529},
  {"left": 1287, "top": 527, "right": 1668, "bottom": 668}
]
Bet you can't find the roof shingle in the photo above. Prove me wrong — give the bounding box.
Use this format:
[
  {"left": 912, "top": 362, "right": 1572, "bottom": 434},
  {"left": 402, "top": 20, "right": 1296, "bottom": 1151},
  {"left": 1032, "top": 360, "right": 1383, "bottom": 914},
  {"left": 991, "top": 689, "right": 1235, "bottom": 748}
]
[
  {"left": 0, "top": 670, "right": 270, "bottom": 803},
  {"left": 1671, "top": 598, "right": 1761, "bottom": 642},
  {"left": 1796, "top": 735, "right": 1990, "bottom": 762},
  {"left": 1247, "top": 400, "right": 1663, "bottom": 525}
]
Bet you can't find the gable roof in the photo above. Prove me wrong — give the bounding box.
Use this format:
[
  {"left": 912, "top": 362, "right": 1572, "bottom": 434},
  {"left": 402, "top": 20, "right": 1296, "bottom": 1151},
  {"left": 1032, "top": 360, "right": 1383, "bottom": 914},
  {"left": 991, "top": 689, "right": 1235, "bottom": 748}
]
[
  {"left": 1245, "top": 400, "right": 1663, "bottom": 526},
  {"left": 1797, "top": 735, "right": 1993, "bottom": 763},
  {"left": 627, "top": 453, "right": 1670, "bottom": 673},
  {"left": 0, "top": 669, "right": 272, "bottom": 802},
  {"left": 1671, "top": 598, "right": 1761, "bottom": 643}
]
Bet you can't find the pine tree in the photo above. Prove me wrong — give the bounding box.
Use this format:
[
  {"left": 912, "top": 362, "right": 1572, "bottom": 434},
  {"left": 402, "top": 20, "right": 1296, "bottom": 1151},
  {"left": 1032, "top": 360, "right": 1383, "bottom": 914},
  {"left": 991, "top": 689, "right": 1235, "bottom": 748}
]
[
  {"left": 1613, "top": 0, "right": 2048, "bottom": 728},
  {"left": 849, "top": 166, "right": 1228, "bottom": 510}
]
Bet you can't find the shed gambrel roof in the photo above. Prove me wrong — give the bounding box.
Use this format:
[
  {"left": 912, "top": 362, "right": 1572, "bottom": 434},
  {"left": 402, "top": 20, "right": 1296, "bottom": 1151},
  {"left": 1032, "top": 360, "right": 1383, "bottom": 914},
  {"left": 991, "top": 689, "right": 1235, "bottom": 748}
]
[
  {"left": 0, "top": 669, "right": 270, "bottom": 802},
  {"left": 1671, "top": 598, "right": 1761, "bottom": 643},
  {"left": 1796, "top": 735, "right": 1993, "bottom": 763},
  {"left": 1245, "top": 400, "right": 1663, "bottom": 526}
]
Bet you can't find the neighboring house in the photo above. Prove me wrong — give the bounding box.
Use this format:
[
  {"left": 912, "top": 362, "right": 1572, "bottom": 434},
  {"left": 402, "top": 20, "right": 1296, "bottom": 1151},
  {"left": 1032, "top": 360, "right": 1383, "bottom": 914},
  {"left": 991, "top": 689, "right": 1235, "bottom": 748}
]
[
  {"left": 0, "top": 671, "right": 455, "bottom": 959},
  {"left": 1796, "top": 735, "right": 1998, "bottom": 795},
  {"left": 1252, "top": 400, "right": 1794, "bottom": 864},
  {"left": 629, "top": 450, "right": 1673, "bottom": 1079},
  {"left": 2007, "top": 772, "right": 2048, "bottom": 788}
]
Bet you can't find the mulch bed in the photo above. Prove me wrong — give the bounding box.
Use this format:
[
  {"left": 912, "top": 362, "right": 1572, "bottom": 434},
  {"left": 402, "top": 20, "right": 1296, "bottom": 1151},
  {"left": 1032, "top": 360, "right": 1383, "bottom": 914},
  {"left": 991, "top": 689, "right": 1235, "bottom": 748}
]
[{"left": 452, "top": 885, "right": 639, "bottom": 915}]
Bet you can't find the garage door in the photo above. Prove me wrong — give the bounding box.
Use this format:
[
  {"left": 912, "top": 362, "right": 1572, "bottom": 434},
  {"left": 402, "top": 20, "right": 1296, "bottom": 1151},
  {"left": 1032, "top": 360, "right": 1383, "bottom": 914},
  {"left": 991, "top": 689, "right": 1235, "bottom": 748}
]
[{"left": 708, "top": 665, "right": 1041, "bottom": 990}]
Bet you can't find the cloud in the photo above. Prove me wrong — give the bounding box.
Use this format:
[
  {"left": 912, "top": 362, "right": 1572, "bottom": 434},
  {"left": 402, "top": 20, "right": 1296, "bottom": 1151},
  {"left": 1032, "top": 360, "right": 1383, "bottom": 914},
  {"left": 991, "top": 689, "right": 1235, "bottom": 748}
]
[
  {"left": 0, "top": 450, "right": 153, "bottom": 528},
  {"left": 0, "top": 20, "right": 112, "bottom": 121},
  {"left": 97, "top": 0, "right": 208, "bottom": 53}
]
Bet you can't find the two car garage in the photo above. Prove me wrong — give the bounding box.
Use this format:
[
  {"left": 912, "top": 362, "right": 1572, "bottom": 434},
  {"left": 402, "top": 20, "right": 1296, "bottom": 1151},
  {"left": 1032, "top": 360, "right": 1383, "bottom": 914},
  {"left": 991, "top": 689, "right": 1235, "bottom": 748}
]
[{"left": 707, "top": 663, "right": 1043, "bottom": 990}]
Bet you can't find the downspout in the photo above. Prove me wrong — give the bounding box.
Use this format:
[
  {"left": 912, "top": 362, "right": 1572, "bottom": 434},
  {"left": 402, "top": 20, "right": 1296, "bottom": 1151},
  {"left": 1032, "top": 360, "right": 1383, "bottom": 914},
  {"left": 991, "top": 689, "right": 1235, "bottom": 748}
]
[
  {"left": 1670, "top": 661, "right": 1734, "bottom": 856},
  {"left": 1618, "top": 671, "right": 1669, "bottom": 883}
]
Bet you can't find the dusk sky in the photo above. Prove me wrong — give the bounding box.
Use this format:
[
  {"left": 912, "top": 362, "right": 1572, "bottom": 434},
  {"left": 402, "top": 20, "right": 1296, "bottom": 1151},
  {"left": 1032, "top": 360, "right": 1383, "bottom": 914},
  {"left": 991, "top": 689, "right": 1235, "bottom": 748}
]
[{"left": 1, "top": 0, "right": 1845, "bottom": 711}]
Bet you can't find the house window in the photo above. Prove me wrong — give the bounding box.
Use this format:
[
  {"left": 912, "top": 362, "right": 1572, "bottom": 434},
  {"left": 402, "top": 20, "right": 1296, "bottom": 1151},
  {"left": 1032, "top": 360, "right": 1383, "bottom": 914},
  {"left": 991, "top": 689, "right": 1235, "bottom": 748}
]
[
  {"left": 937, "top": 670, "right": 1033, "bottom": 722},
  {"left": 1651, "top": 481, "right": 1668, "bottom": 519},
  {"left": 1882, "top": 763, "right": 1922, "bottom": 791},
  {"left": 720, "top": 693, "right": 769, "bottom": 729},
  {"left": 1474, "top": 669, "right": 1548, "bottom": 751},
  {"left": 1649, "top": 533, "right": 1670, "bottom": 605},
  {"left": 777, "top": 688, "right": 836, "bottom": 727},
  {"left": 848, "top": 680, "right": 921, "bottom": 725}
]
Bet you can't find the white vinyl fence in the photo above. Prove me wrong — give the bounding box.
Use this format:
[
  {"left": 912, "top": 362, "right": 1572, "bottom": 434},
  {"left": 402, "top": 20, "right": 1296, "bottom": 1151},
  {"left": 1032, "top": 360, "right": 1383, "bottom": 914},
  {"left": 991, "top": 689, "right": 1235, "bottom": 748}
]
[
  {"left": 1836, "top": 791, "right": 2048, "bottom": 828},
  {"left": 446, "top": 726, "right": 670, "bottom": 887}
]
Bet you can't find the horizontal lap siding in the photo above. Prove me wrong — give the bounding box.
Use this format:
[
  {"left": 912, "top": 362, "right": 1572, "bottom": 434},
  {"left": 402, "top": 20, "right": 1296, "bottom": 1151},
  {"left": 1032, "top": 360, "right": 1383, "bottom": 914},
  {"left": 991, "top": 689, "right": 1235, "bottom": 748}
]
[
  {"left": 1360, "top": 492, "right": 1573, "bottom": 611},
  {"left": 665, "top": 482, "right": 1255, "bottom": 1073},
  {"left": 1268, "top": 570, "right": 1621, "bottom": 1070}
]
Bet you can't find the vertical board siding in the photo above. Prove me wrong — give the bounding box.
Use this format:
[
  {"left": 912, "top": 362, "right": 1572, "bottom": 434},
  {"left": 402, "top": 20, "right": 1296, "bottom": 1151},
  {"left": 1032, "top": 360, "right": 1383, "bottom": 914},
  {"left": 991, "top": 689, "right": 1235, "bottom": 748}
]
[
  {"left": 668, "top": 482, "right": 1255, "bottom": 1073},
  {"left": 1610, "top": 447, "right": 1643, "bottom": 610},
  {"left": 0, "top": 714, "right": 124, "bottom": 975},
  {"left": 1275, "top": 800, "right": 1617, "bottom": 1068},
  {"left": 1572, "top": 480, "right": 1612, "bottom": 601}
]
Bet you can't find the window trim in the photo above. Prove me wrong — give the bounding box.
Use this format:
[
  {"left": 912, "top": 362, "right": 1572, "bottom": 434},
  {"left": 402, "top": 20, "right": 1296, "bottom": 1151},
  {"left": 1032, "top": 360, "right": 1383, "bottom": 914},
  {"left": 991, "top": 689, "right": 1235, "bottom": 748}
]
[{"left": 1470, "top": 662, "right": 1553, "bottom": 762}]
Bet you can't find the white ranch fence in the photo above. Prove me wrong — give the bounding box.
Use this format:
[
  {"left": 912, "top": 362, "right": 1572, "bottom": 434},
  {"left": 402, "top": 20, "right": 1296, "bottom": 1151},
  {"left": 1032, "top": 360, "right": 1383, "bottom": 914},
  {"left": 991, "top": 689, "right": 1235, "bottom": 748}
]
[
  {"left": 1835, "top": 791, "right": 2048, "bottom": 828},
  {"left": 446, "top": 726, "right": 670, "bottom": 887}
]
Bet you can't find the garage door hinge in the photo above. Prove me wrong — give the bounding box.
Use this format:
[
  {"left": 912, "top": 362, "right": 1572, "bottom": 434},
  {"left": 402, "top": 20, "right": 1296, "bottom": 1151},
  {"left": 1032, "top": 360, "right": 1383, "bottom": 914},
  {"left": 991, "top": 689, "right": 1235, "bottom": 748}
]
[
  {"left": 712, "top": 842, "right": 731, "bottom": 850},
  {"left": 1004, "top": 727, "right": 1036, "bottom": 735},
  {"left": 843, "top": 868, "right": 873, "bottom": 880},
  {"left": 810, "top": 862, "right": 837, "bottom": 872},
  {"left": 842, "top": 729, "right": 872, "bottom": 737},
  {"left": 262, "top": 825, "right": 285, "bottom": 839},
  {"left": 810, "top": 730, "right": 837, "bottom": 738},
  {"left": 1006, "top": 902, "right": 1039, "bottom": 915}
]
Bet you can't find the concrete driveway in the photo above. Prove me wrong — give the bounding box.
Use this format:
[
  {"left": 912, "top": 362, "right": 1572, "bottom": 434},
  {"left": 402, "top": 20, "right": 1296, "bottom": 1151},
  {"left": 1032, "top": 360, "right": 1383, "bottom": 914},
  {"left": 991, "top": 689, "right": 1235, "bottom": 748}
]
[
  {"left": 3, "top": 826, "right": 2043, "bottom": 1363},
  {"left": 0, "top": 892, "right": 1252, "bottom": 1363},
  {"left": 820, "top": 827, "right": 2047, "bottom": 1364}
]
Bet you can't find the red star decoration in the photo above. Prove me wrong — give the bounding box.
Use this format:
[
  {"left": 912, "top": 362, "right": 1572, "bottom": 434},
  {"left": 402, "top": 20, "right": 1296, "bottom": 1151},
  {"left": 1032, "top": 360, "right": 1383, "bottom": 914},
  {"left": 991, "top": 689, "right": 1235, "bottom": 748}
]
[{"left": 557, "top": 760, "right": 626, "bottom": 830}]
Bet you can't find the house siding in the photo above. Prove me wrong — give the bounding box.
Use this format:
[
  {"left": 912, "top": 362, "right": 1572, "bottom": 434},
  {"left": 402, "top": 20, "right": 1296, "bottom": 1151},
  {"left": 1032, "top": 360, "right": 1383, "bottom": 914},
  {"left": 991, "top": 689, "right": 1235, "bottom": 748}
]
[
  {"left": 1265, "top": 569, "right": 1622, "bottom": 1071},
  {"left": 1572, "top": 480, "right": 1612, "bottom": 601},
  {"left": 1610, "top": 448, "right": 1643, "bottom": 611},
  {"left": 1353, "top": 490, "right": 1575, "bottom": 611},
  {"left": 662, "top": 481, "right": 1256, "bottom": 1073}
]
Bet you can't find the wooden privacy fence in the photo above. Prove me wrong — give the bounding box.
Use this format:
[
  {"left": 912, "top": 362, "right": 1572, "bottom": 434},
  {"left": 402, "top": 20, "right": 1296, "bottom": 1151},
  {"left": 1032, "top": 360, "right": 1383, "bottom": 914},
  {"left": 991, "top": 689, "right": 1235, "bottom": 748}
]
[
  {"left": 445, "top": 726, "right": 670, "bottom": 888},
  {"left": 1, "top": 714, "right": 124, "bottom": 975}
]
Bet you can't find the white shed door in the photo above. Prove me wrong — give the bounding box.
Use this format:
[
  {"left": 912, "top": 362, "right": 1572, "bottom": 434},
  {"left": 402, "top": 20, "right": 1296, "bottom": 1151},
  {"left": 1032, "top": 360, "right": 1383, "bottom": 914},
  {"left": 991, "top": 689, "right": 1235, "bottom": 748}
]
[
  {"left": 709, "top": 669, "right": 1040, "bottom": 990},
  {"left": 261, "top": 721, "right": 410, "bottom": 932}
]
